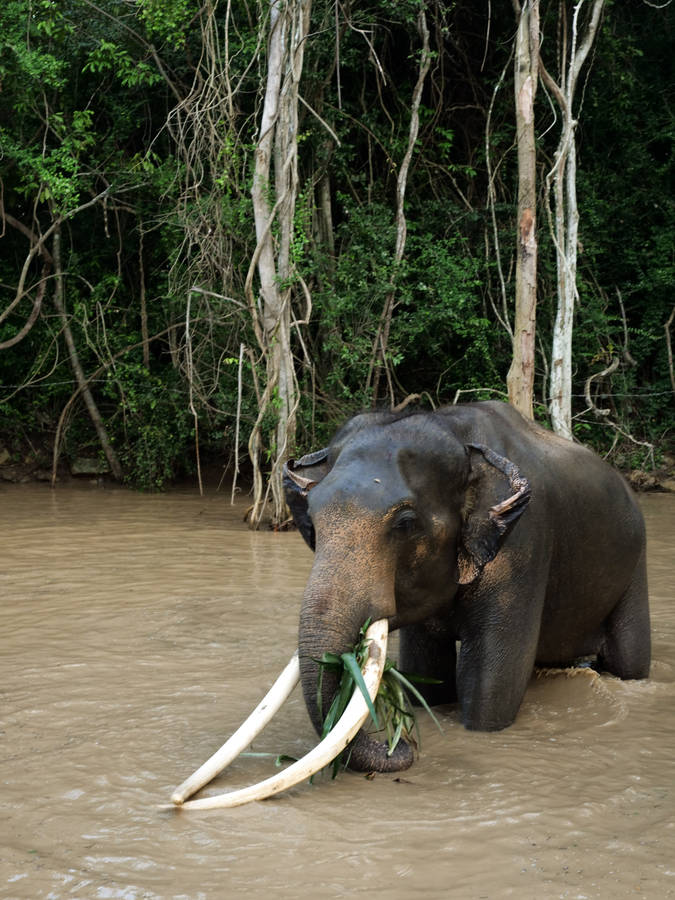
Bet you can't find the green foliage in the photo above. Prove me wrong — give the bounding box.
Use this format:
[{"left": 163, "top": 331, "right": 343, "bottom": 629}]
[
  {"left": 84, "top": 40, "right": 163, "bottom": 87},
  {"left": 0, "top": 1, "right": 68, "bottom": 89},
  {"left": 304, "top": 196, "right": 502, "bottom": 415},
  {"left": 101, "top": 363, "right": 193, "bottom": 490},
  {"left": 137, "top": 0, "right": 194, "bottom": 48}
]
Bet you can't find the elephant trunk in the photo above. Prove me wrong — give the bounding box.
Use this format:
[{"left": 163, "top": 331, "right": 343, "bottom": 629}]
[{"left": 298, "top": 560, "right": 414, "bottom": 774}]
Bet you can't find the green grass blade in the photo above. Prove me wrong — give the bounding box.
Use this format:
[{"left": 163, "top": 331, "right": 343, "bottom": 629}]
[
  {"left": 387, "top": 717, "right": 404, "bottom": 755},
  {"left": 341, "top": 650, "right": 380, "bottom": 729},
  {"left": 389, "top": 668, "right": 443, "bottom": 732},
  {"left": 314, "top": 652, "right": 343, "bottom": 668},
  {"left": 321, "top": 686, "right": 342, "bottom": 736},
  {"left": 386, "top": 677, "right": 413, "bottom": 720},
  {"left": 275, "top": 754, "right": 298, "bottom": 766}
]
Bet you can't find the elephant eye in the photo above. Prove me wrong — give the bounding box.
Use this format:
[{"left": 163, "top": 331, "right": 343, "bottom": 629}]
[{"left": 391, "top": 507, "right": 418, "bottom": 534}]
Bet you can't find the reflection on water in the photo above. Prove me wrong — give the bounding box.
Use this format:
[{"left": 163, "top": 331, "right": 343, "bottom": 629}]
[{"left": 1, "top": 485, "right": 673, "bottom": 899}]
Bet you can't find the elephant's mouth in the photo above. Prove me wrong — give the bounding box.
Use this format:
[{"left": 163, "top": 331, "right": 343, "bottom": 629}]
[{"left": 169, "top": 619, "right": 389, "bottom": 810}]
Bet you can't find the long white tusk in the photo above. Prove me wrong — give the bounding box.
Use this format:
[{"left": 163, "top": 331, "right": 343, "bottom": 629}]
[
  {"left": 174, "top": 618, "right": 389, "bottom": 810},
  {"left": 171, "top": 652, "right": 300, "bottom": 805}
]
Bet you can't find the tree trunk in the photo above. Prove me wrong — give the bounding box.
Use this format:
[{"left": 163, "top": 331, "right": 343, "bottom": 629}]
[
  {"left": 246, "top": 0, "right": 312, "bottom": 528},
  {"left": 548, "top": 129, "right": 578, "bottom": 439},
  {"left": 542, "top": 0, "right": 606, "bottom": 440},
  {"left": 506, "top": 0, "right": 540, "bottom": 420}
]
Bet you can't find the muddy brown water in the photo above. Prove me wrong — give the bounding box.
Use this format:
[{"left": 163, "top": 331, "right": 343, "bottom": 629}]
[{"left": 0, "top": 484, "right": 673, "bottom": 900}]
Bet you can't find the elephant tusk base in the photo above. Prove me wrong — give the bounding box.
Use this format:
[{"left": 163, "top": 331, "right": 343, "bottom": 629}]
[
  {"left": 171, "top": 652, "right": 300, "bottom": 805},
  {"left": 174, "top": 618, "right": 389, "bottom": 810}
]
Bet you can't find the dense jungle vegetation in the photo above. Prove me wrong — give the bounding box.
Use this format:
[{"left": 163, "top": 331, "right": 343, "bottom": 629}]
[{"left": 0, "top": 1, "right": 673, "bottom": 515}]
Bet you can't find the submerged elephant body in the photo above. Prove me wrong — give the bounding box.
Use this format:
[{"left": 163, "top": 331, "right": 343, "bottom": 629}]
[{"left": 284, "top": 401, "right": 650, "bottom": 773}]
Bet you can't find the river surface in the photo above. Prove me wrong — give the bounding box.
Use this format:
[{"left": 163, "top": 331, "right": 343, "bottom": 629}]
[{"left": 1, "top": 484, "right": 673, "bottom": 899}]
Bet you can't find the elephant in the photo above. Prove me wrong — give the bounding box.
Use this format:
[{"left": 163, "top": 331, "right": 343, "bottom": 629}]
[{"left": 283, "top": 400, "right": 651, "bottom": 775}]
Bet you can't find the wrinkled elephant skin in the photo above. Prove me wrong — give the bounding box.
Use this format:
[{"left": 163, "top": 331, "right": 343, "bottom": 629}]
[{"left": 284, "top": 401, "right": 650, "bottom": 773}]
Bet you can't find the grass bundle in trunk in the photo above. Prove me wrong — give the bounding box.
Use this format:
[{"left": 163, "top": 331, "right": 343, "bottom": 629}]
[{"left": 315, "top": 619, "right": 442, "bottom": 777}]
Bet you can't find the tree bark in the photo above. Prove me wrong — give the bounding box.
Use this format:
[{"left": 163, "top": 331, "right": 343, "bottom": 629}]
[
  {"left": 246, "top": 0, "right": 312, "bottom": 528},
  {"left": 506, "top": 0, "right": 540, "bottom": 420},
  {"left": 542, "top": 0, "right": 606, "bottom": 440}
]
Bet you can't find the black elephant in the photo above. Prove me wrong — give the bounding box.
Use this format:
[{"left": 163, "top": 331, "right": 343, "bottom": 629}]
[{"left": 283, "top": 401, "right": 651, "bottom": 774}]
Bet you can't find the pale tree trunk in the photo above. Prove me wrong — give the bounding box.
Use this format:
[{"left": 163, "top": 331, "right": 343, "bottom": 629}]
[
  {"left": 547, "top": 132, "right": 578, "bottom": 439},
  {"left": 246, "top": 0, "right": 312, "bottom": 528},
  {"left": 541, "top": 0, "right": 606, "bottom": 440},
  {"left": 507, "top": 0, "right": 540, "bottom": 420}
]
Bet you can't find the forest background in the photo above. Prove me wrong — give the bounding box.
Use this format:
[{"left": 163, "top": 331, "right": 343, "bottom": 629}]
[{"left": 0, "top": 0, "right": 673, "bottom": 526}]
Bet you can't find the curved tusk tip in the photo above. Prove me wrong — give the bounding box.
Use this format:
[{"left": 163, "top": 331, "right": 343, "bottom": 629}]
[
  {"left": 158, "top": 803, "right": 180, "bottom": 812},
  {"left": 170, "top": 793, "right": 185, "bottom": 806}
]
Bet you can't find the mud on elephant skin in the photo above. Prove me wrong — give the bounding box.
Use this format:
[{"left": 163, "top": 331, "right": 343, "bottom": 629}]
[{"left": 284, "top": 401, "right": 651, "bottom": 774}]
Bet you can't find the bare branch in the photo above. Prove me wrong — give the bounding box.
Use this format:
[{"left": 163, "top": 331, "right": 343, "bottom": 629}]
[
  {"left": 0, "top": 263, "right": 51, "bottom": 350},
  {"left": 298, "top": 94, "right": 341, "bottom": 146},
  {"left": 1, "top": 191, "right": 108, "bottom": 349},
  {"left": 340, "top": 3, "right": 387, "bottom": 84},
  {"left": 369, "top": 6, "right": 432, "bottom": 405},
  {"left": 665, "top": 303, "right": 675, "bottom": 395},
  {"left": 188, "top": 286, "right": 246, "bottom": 308},
  {"left": 583, "top": 355, "right": 620, "bottom": 417},
  {"left": 569, "top": 0, "right": 606, "bottom": 94},
  {"left": 538, "top": 55, "right": 568, "bottom": 113},
  {"left": 615, "top": 287, "right": 638, "bottom": 368}
]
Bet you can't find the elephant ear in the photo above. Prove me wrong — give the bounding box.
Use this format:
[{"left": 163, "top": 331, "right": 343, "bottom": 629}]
[
  {"left": 282, "top": 448, "right": 332, "bottom": 551},
  {"left": 457, "top": 443, "right": 531, "bottom": 585}
]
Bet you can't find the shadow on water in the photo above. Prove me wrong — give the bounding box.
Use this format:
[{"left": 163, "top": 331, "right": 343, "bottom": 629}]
[{"left": 1, "top": 485, "right": 674, "bottom": 899}]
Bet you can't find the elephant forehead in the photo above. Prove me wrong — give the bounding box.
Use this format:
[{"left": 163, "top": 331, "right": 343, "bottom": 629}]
[
  {"left": 308, "top": 460, "right": 412, "bottom": 517},
  {"left": 312, "top": 424, "right": 468, "bottom": 515},
  {"left": 346, "top": 420, "right": 468, "bottom": 475}
]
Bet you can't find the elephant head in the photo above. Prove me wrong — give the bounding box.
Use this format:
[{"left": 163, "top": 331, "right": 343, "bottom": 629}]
[{"left": 284, "top": 412, "right": 531, "bottom": 774}]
